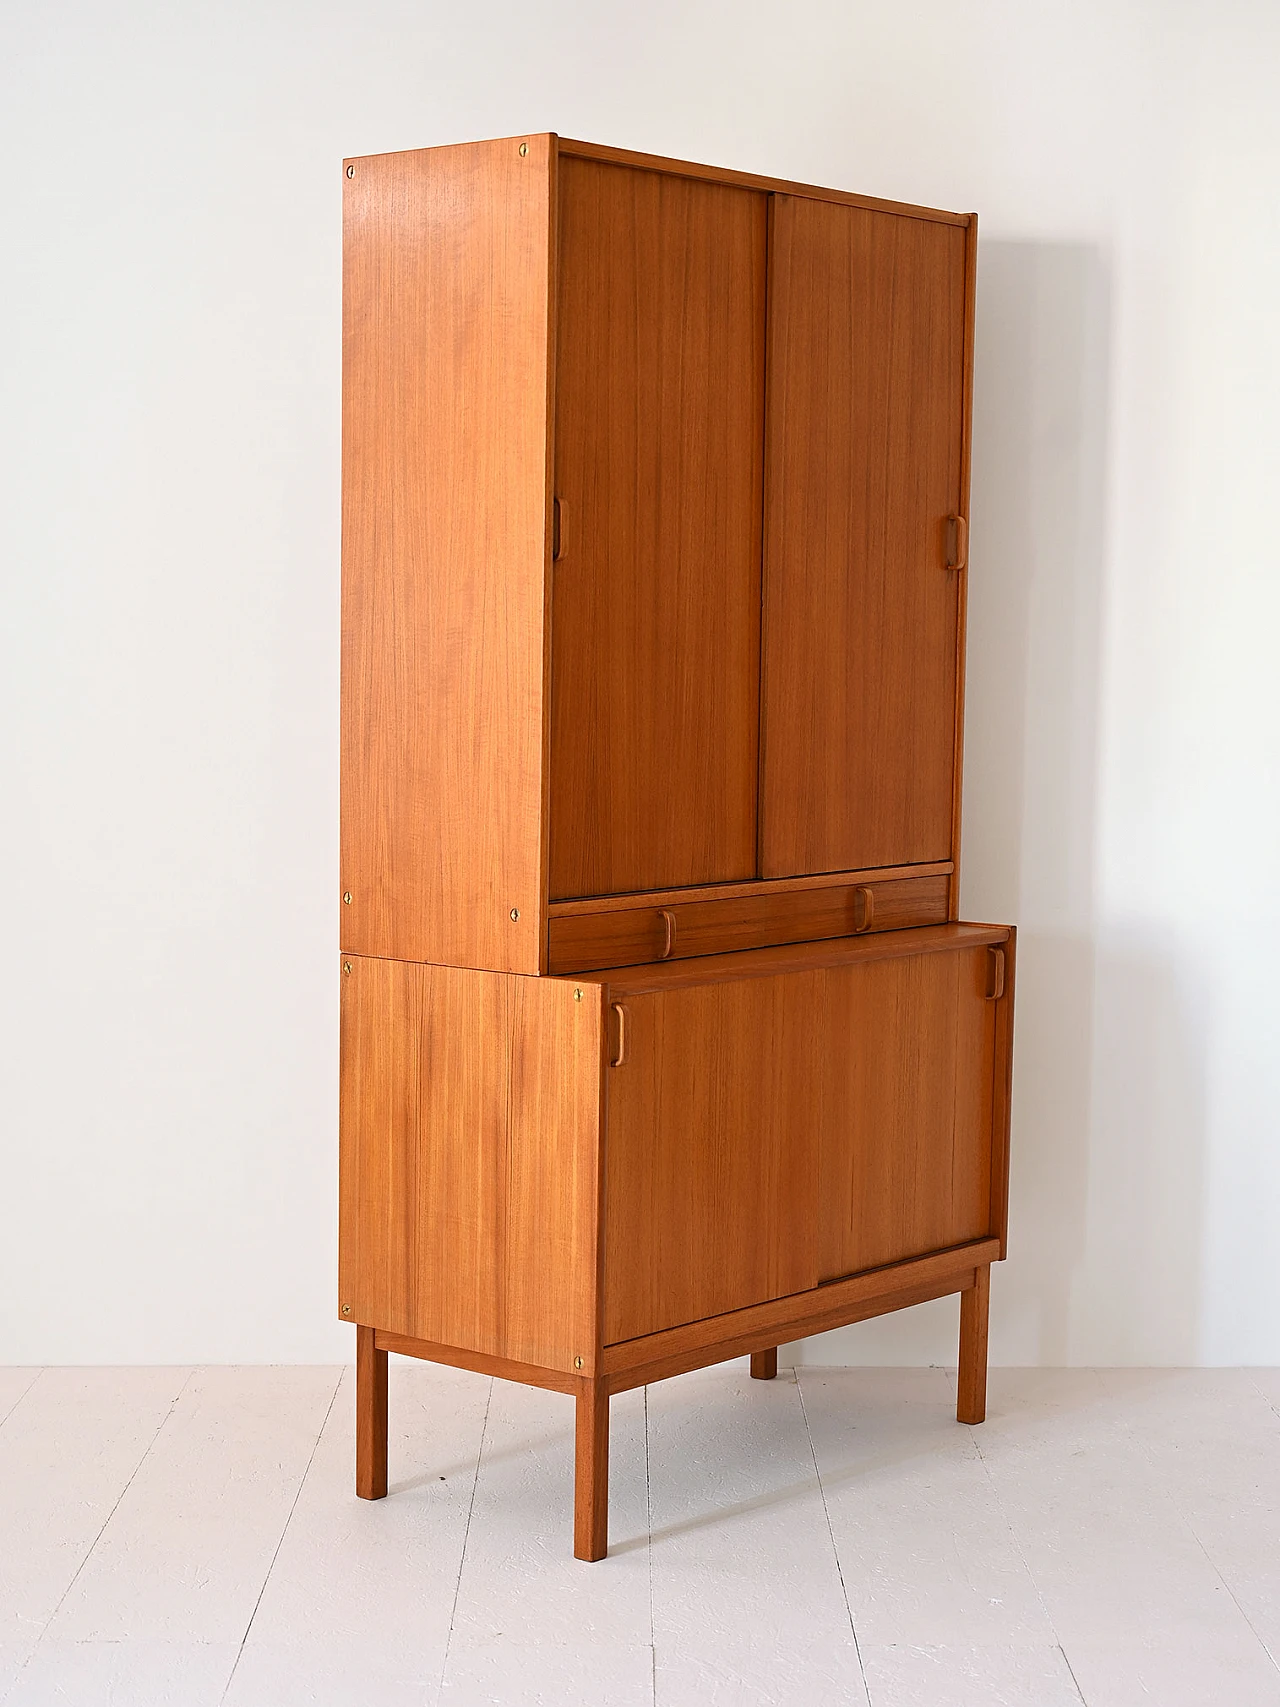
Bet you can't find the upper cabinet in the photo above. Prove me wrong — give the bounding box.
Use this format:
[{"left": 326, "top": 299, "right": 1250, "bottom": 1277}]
[
  {"left": 759, "top": 198, "right": 970, "bottom": 878},
  {"left": 341, "top": 137, "right": 975, "bottom": 974},
  {"left": 549, "top": 161, "right": 767, "bottom": 900}
]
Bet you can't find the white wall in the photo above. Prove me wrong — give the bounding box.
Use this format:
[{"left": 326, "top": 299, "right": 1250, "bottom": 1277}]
[{"left": 2, "top": 0, "right": 1277, "bottom": 1365}]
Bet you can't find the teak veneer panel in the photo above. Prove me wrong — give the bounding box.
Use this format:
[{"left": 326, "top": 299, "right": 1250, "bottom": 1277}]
[
  {"left": 341, "top": 136, "right": 553, "bottom": 972},
  {"left": 760, "top": 196, "right": 969, "bottom": 878},
  {"left": 581, "top": 921, "right": 1009, "bottom": 995},
  {"left": 557, "top": 138, "right": 971, "bottom": 227},
  {"left": 549, "top": 158, "right": 767, "bottom": 899},
  {"left": 546, "top": 873, "right": 950, "bottom": 972},
  {"left": 813, "top": 946, "right": 995, "bottom": 1281},
  {"left": 338, "top": 955, "right": 603, "bottom": 1374},
  {"left": 602, "top": 933, "right": 1010, "bottom": 1343},
  {"left": 547, "top": 860, "right": 954, "bottom": 917},
  {"left": 602, "top": 972, "right": 820, "bottom": 1343}
]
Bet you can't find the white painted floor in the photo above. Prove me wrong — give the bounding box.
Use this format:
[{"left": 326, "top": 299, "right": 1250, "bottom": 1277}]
[{"left": 1, "top": 1365, "right": 1278, "bottom": 1706}]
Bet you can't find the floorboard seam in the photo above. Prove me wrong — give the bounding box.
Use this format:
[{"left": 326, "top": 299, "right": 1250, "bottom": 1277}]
[
  {"left": 218, "top": 1367, "right": 344, "bottom": 1705},
  {"left": 1056, "top": 1642, "right": 1092, "bottom": 1705},
  {"left": 969, "top": 1425, "right": 1062, "bottom": 1653},
  {"left": 7, "top": 1366, "right": 196, "bottom": 1699},
  {"left": 795, "top": 1368, "right": 871, "bottom": 1705},
  {"left": 434, "top": 1375, "right": 493, "bottom": 1707},
  {"left": 0, "top": 1368, "right": 43, "bottom": 1435},
  {"left": 1250, "top": 1370, "right": 1280, "bottom": 1428}
]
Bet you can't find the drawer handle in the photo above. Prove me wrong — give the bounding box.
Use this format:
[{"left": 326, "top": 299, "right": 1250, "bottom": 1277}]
[
  {"left": 552, "top": 496, "right": 565, "bottom": 561},
  {"left": 659, "top": 909, "right": 676, "bottom": 959},
  {"left": 610, "top": 1003, "right": 628, "bottom": 1067},
  {"left": 946, "top": 514, "right": 969, "bottom": 571},
  {"left": 986, "top": 947, "right": 1006, "bottom": 1000},
  {"left": 853, "top": 886, "right": 875, "bottom": 933}
]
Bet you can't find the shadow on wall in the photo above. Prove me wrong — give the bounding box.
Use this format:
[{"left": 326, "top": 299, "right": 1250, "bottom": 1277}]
[{"left": 797, "top": 237, "right": 1204, "bottom": 1365}]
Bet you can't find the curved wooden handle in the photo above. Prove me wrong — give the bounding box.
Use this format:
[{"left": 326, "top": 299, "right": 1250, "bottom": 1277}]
[
  {"left": 946, "top": 514, "right": 969, "bottom": 571},
  {"left": 853, "top": 886, "right": 875, "bottom": 933},
  {"left": 659, "top": 910, "right": 676, "bottom": 959},
  {"left": 986, "top": 947, "right": 1006, "bottom": 1000},
  {"left": 553, "top": 496, "right": 566, "bottom": 561},
  {"left": 610, "top": 1002, "right": 628, "bottom": 1067}
]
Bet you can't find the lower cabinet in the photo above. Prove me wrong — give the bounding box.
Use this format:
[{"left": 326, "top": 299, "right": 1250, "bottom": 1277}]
[
  {"left": 339, "top": 920, "right": 1014, "bottom": 1558},
  {"left": 602, "top": 934, "right": 1006, "bottom": 1343},
  {"left": 340, "top": 922, "right": 1013, "bottom": 1370}
]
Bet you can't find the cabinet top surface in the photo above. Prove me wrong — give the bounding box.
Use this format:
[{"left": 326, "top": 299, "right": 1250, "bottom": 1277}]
[
  {"left": 342, "top": 133, "right": 974, "bottom": 229},
  {"left": 574, "top": 923, "right": 1010, "bottom": 995}
]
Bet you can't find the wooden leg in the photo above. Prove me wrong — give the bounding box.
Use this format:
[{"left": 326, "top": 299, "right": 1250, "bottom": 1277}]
[
  {"left": 750, "top": 1347, "right": 778, "bottom": 1380},
  {"left": 356, "top": 1324, "right": 388, "bottom": 1499},
  {"left": 574, "top": 1380, "right": 609, "bottom": 1562},
  {"left": 957, "top": 1264, "right": 990, "bottom": 1425}
]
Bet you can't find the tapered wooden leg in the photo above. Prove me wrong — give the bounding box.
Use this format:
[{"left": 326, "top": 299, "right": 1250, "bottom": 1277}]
[
  {"left": 957, "top": 1264, "right": 991, "bottom": 1425},
  {"left": 356, "top": 1324, "right": 388, "bottom": 1499},
  {"left": 574, "top": 1380, "right": 609, "bottom": 1561},
  {"left": 750, "top": 1347, "right": 778, "bottom": 1380}
]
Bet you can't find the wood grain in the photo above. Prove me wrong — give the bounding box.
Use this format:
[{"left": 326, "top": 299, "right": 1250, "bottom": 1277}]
[
  {"left": 341, "top": 136, "right": 553, "bottom": 972},
  {"left": 574, "top": 1381, "right": 610, "bottom": 1561},
  {"left": 602, "top": 1241, "right": 997, "bottom": 1386},
  {"left": 355, "top": 1324, "right": 388, "bottom": 1500},
  {"left": 374, "top": 1329, "right": 583, "bottom": 1396},
  {"left": 957, "top": 1262, "right": 991, "bottom": 1424},
  {"left": 338, "top": 956, "right": 603, "bottom": 1374},
  {"left": 547, "top": 874, "right": 949, "bottom": 972},
  {"left": 602, "top": 934, "right": 1006, "bottom": 1342},
  {"left": 582, "top": 922, "right": 1010, "bottom": 997},
  {"left": 948, "top": 215, "right": 980, "bottom": 919},
  {"left": 547, "top": 861, "right": 954, "bottom": 917},
  {"left": 989, "top": 926, "right": 1017, "bottom": 1257},
  {"left": 813, "top": 946, "right": 996, "bottom": 1281},
  {"left": 760, "top": 196, "right": 968, "bottom": 877},
  {"left": 506, "top": 976, "right": 604, "bottom": 1372},
  {"left": 549, "top": 158, "right": 767, "bottom": 899},
  {"left": 557, "top": 138, "right": 969, "bottom": 226},
  {"left": 602, "top": 971, "right": 821, "bottom": 1342}
]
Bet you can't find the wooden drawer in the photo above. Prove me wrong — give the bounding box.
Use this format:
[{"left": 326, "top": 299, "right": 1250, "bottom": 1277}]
[{"left": 547, "top": 874, "right": 949, "bottom": 973}]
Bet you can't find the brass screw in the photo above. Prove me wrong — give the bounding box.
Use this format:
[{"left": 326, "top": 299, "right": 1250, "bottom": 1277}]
[
  {"left": 510, "top": 908, "right": 520, "bottom": 921},
  {"left": 341, "top": 1303, "right": 352, "bottom": 1316},
  {"left": 574, "top": 1356, "right": 584, "bottom": 1369},
  {"left": 342, "top": 891, "right": 352, "bottom": 905},
  {"left": 574, "top": 988, "right": 583, "bottom": 1001},
  {"left": 519, "top": 142, "right": 528, "bottom": 156},
  {"left": 342, "top": 961, "right": 352, "bottom": 975},
  {"left": 345, "top": 164, "right": 354, "bottom": 178}
]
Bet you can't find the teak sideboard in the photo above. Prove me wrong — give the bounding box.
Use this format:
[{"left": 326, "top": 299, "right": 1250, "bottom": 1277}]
[{"left": 338, "top": 133, "right": 1016, "bottom": 1561}]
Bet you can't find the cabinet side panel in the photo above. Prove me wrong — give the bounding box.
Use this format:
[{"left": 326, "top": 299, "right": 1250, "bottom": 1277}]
[
  {"left": 339, "top": 954, "right": 424, "bottom": 1331},
  {"left": 506, "top": 978, "right": 604, "bottom": 1372},
  {"left": 761, "top": 198, "right": 967, "bottom": 877},
  {"left": 339, "top": 957, "right": 512, "bottom": 1351},
  {"left": 550, "top": 159, "right": 767, "bottom": 899},
  {"left": 341, "top": 137, "right": 552, "bottom": 970},
  {"left": 339, "top": 958, "right": 601, "bottom": 1374},
  {"left": 989, "top": 926, "right": 1016, "bottom": 1254}
]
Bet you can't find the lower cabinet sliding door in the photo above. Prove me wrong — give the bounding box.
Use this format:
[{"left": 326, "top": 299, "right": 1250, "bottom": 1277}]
[{"left": 600, "top": 926, "right": 1013, "bottom": 1349}]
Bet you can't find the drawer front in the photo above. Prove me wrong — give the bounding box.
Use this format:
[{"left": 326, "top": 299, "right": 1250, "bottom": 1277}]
[
  {"left": 603, "top": 934, "right": 1009, "bottom": 1344},
  {"left": 548, "top": 874, "right": 948, "bottom": 972}
]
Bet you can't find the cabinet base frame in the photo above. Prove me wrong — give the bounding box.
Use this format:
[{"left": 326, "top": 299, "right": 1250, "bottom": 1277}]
[{"left": 353, "top": 1238, "right": 999, "bottom": 1560}]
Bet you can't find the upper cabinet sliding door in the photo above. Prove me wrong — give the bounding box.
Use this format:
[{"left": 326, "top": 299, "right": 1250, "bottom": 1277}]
[
  {"left": 760, "top": 198, "right": 970, "bottom": 879},
  {"left": 549, "top": 159, "right": 768, "bottom": 901}
]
